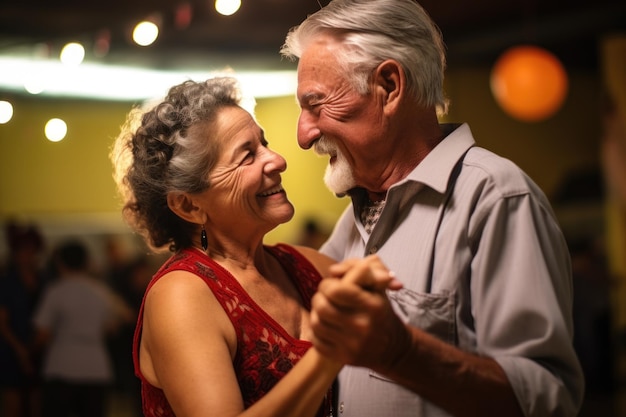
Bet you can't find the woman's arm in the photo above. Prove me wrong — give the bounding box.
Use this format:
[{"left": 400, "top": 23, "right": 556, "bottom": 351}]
[{"left": 140, "top": 269, "right": 339, "bottom": 417}]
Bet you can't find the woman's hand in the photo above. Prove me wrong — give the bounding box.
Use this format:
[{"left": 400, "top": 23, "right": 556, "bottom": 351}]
[
  {"left": 328, "top": 255, "right": 402, "bottom": 291},
  {"left": 310, "top": 255, "right": 410, "bottom": 372}
]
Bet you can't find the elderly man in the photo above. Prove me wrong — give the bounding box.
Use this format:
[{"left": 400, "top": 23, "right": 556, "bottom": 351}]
[{"left": 281, "top": 0, "right": 585, "bottom": 416}]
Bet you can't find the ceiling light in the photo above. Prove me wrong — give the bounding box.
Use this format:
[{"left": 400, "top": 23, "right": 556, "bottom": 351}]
[{"left": 0, "top": 56, "right": 296, "bottom": 101}]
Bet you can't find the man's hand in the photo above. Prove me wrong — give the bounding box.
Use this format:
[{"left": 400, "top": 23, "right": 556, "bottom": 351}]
[{"left": 310, "top": 255, "right": 411, "bottom": 373}]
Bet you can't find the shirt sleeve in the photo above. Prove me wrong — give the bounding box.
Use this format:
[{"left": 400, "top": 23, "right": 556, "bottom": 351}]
[{"left": 470, "top": 191, "right": 584, "bottom": 416}]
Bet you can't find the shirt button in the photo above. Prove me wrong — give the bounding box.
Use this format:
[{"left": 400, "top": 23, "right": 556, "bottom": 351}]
[
  {"left": 369, "top": 246, "right": 377, "bottom": 254},
  {"left": 339, "top": 402, "right": 345, "bottom": 414}
]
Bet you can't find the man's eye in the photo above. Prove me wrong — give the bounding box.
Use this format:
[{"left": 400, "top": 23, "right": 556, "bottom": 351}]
[{"left": 307, "top": 103, "right": 322, "bottom": 115}]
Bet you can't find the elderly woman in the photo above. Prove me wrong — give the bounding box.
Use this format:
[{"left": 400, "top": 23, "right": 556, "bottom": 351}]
[{"left": 110, "top": 77, "right": 395, "bottom": 417}]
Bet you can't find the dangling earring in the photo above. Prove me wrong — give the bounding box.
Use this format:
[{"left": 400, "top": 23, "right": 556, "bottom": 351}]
[{"left": 201, "top": 225, "right": 208, "bottom": 250}]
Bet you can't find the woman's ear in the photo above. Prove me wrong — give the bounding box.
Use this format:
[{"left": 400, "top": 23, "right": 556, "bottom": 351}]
[
  {"left": 167, "top": 192, "right": 204, "bottom": 224},
  {"left": 374, "top": 59, "right": 404, "bottom": 114}
]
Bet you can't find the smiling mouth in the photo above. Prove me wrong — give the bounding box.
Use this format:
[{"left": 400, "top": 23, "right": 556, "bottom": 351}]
[{"left": 258, "top": 185, "right": 284, "bottom": 197}]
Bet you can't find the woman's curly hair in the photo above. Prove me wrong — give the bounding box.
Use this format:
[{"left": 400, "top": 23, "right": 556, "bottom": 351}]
[{"left": 110, "top": 77, "right": 244, "bottom": 252}]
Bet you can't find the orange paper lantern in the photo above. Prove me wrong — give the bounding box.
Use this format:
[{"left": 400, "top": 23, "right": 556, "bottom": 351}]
[{"left": 490, "top": 45, "right": 568, "bottom": 122}]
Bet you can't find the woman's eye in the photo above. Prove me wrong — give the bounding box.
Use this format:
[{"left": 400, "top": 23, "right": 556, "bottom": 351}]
[{"left": 242, "top": 151, "right": 255, "bottom": 163}]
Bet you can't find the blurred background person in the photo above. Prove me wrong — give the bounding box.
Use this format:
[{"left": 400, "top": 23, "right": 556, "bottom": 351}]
[
  {"left": 106, "top": 254, "right": 152, "bottom": 417},
  {"left": 0, "top": 221, "right": 47, "bottom": 417},
  {"left": 296, "top": 218, "right": 330, "bottom": 250},
  {"left": 32, "top": 239, "right": 133, "bottom": 417}
]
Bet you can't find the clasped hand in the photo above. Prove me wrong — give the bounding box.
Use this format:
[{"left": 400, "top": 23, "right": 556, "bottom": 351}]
[{"left": 310, "top": 255, "right": 410, "bottom": 373}]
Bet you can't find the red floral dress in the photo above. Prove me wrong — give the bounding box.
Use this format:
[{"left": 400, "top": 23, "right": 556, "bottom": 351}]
[{"left": 132, "top": 244, "right": 333, "bottom": 417}]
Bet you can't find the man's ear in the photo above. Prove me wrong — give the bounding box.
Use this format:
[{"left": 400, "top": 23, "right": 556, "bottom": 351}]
[
  {"left": 167, "top": 192, "right": 205, "bottom": 224},
  {"left": 374, "top": 59, "right": 404, "bottom": 114}
]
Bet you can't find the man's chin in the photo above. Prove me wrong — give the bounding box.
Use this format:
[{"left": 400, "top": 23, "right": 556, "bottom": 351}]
[{"left": 323, "top": 165, "right": 355, "bottom": 196}]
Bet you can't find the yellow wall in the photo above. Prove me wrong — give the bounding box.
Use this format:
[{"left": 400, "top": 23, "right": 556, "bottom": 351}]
[
  {"left": 0, "top": 66, "right": 604, "bottom": 253},
  {"left": 0, "top": 98, "right": 131, "bottom": 215},
  {"left": 0, "top": 94, "right": 349, "bottom": 249},
  {"left": 445, "top": 67, "right": 602, "bottom": 195},
  {"left": 254, "top": 95, "right": 350, "bottom": 244}
]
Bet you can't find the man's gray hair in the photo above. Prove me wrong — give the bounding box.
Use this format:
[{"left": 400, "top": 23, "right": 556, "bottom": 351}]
[{"left": 281, "top": 0, "right": 448, "bottom": 114}]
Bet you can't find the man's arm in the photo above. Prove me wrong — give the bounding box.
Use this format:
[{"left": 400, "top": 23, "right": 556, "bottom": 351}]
[{"left": 310, "top": 278, "right": 523, "bottom": 417}]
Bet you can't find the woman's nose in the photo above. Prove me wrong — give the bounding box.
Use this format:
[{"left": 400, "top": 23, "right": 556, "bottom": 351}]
[{"left": 264, "top": 148, "right": 287, "bottom": 173}]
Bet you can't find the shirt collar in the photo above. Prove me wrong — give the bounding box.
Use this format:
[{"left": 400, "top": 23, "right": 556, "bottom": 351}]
[
  {"left": 398, "top": 123, "right": 475, "bottom": 194},
  {"left": 347, "top": 123, "right": 476, "bottom": 204}
]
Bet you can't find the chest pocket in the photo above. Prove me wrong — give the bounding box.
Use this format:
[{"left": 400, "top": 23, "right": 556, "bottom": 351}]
[
  {"left": 368, "top": 288, "right": 456, "bottom": 383},
  {"left": 388, "top": 288, "right": 456, "bottom": 344}
]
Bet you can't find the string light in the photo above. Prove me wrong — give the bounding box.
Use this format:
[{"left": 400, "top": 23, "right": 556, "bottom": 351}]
[
  {"left": 175, "top": 3, "right": 193, "bottom": 30},
  {"left": 215, "top": 0, "right": 241, "bottom": 16},
  {"left": 23, "top": 75, "right": 46, "bottom": 95},
  {"left": 60, "top": 42, "right": 85, "bottom": 66},
  {"left": 93, "top": 29, "right": 111, "bottom": 58},
  {"left": 0, "top": 100, "right": 13, "bottom": 124},
  {"left": 0, "top": 1, "right": 253, "bottom": 136},
  {"left": 44, "top": 118, "right": 68, "bottom": 142},
  {"left": 133, "top": 21, "right": 159, "bottom": 46}
]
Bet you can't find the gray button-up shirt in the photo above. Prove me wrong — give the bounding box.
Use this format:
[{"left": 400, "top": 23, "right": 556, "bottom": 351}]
[{"left": 321, "top": 123, "right": 584, "bottom": 416}]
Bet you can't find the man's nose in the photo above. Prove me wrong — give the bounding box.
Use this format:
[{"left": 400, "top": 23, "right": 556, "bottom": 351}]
[{"left": 297, "top": 112, "right": 320, "bottom": 150}]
